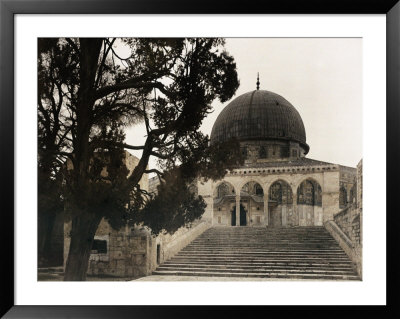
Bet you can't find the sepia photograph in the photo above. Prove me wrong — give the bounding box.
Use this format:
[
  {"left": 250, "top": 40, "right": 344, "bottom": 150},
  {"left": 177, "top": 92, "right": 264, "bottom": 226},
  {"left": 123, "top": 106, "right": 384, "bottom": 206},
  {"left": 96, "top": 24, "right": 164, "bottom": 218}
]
[{"left": 37, "top": 37, "right": 362, "bottom": 282}]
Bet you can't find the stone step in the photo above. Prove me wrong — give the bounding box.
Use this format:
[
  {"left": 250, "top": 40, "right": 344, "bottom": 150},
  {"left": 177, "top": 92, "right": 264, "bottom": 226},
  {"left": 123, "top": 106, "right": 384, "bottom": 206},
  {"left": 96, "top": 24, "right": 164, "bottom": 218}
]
[
  {"left": 175, "top": 253, "right": 350, "bottom": 259},
  {"left": 169, "top": 255, "right": 353, "bottom": 261},
  {"left": 190, "top": 239, "right": 339, "bottom": 242},
  {"left": 156, "top": 265, "right": 356, "bottom": 275},
  {"left": 163, "top": 260, "right": 354, "bottom": 267},
  {"left": 161, "top": 263, "right": 354, "bottom": 271},
  {"left": 187, "top": 245, "right": 341, "bottom": 249},
  {"left": 184, "top": 247, "right": 343, "bottom": 251},
  {"left": 152, "top": 270, "right": 360, "bottom": 280},
  {"left": 153, "top": 226, "right": 359, "bottom": 280},
  {"left": 169, "top": 258, "right": 352, "bottom": 265},
  {"left": 185, "top": 246, "right": 343, "bottom": 250},
  {"left": 180, "top": 249, "right": 347, "bottom": 255},
  {"left": 190, "top": 244, "right": 337, "bottom": 248}
]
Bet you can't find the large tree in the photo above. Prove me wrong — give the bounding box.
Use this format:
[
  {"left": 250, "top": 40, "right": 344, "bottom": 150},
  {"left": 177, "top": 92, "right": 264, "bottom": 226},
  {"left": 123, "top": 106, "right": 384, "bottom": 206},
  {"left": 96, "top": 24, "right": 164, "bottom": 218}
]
[{"left": 38, "top": 38, "right": 242, "bottom": 281}]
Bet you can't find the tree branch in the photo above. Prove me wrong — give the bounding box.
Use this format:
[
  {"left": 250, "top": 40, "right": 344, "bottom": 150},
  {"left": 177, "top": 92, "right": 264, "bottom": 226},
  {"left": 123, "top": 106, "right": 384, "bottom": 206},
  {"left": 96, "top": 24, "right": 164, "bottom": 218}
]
[
  {"left": 122, "top": 143, "right": 145, "bottom": 150},
  {"left": 93, "top": 79, "right": 169, "bottom": 101},
  {"left": 144, "top": 169, "right": 164, "bottom": 182}
]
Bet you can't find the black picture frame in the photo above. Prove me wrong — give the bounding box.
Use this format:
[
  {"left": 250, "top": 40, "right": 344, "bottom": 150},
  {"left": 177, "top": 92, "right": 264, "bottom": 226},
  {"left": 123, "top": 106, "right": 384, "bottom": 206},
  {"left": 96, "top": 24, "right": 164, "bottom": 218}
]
[{"left": 1, "top": 0, "right": 399, "bottom": 318}]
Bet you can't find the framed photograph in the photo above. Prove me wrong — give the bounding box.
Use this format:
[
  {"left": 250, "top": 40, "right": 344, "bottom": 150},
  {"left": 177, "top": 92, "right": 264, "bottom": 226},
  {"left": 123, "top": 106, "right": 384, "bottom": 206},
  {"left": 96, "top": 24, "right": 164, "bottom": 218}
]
[{"left": 1, "top": 0, "right": 399, "bottom": 317}]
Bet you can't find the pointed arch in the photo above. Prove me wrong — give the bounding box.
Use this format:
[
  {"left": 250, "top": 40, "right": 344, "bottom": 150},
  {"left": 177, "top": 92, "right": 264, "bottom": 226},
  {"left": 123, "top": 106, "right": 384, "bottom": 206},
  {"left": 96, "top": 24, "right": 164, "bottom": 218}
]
[
  {"left": 238, "top": 178, "right": 266, "bottom": 195},
  {"left": 297, "top": 179, "right": 322, "bottom": 206},
  {"left": 213, "top": 181, "right": 235, "bottom": 199},
  {"left": 268, "top": 179, "right": 293, "bottom": 205},
  {"left": 240, "top": 181, "right": 264, "bottom": 197}
]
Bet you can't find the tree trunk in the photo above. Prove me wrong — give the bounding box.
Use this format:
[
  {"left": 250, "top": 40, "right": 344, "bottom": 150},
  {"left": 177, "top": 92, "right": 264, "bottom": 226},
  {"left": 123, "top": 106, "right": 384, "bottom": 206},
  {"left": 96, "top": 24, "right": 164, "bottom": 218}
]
[
  {"left": 64, "top": 213, "right": 102, "bottom": 281},
  {"left": 63, "top": 39, "right": 104, "bottom": 281}
]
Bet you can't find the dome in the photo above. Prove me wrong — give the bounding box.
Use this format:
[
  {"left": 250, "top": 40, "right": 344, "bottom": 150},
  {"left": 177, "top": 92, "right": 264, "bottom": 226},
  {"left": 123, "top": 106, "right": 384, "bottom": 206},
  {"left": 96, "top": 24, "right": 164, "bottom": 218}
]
[{"left": 210, "top": 90, "right": 309, "bottom": 153}]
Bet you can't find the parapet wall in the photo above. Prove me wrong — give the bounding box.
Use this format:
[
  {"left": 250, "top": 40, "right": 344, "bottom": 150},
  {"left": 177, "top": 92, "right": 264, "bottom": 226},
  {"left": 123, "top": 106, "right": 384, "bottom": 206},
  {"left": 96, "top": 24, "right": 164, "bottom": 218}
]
[
  {"left": 148, "top": 221, "right": 211, "bottom": 273},
  {"left": 325, "top": 219, "right": 362, "bottom": 278}
]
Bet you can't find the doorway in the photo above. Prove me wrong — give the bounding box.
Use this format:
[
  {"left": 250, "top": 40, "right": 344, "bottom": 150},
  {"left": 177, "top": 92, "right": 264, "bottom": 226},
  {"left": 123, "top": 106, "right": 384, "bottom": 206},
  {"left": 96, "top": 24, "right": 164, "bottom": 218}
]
[
  {"left": 231, "top": 210, "right": 236, "bottom": 226},
  {"left": 240, "top": 207, "right": 247, "bottom": 226},
  {"left": 231, "top": 204, "right": 247, "bottom": 226}
]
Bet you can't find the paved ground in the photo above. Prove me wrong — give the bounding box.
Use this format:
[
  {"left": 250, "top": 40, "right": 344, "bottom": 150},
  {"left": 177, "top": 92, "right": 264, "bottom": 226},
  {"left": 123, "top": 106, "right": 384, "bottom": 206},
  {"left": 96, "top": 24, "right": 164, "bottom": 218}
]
[{"left": 38, "top": 267, "right": 133, "bottom": 281}]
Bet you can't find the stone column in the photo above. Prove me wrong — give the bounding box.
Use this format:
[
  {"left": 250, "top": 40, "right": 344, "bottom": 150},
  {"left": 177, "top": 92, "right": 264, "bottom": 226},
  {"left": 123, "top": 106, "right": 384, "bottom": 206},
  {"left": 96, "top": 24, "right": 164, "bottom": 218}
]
[
  {"left": 248, "top": 198, "right": 251, "bottom": 226},
  {"left": 235, "top": 194, "right": 240, "bottom": 226},
  {"left": 293, "top": 190, "right": 298, "bottom": 226}
]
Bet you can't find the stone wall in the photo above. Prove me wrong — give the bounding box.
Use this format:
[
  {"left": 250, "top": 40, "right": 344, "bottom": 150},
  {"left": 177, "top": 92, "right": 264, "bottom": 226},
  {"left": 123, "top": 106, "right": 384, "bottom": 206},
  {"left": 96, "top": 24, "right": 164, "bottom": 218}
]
[
  {"left": 64, "top": 218, "right": 211, "bottom": 279},
  {"left": 297, "top": 205, "right": 323, "bottom": 226},
  {"left": 239, "top": 140, "right": 305, "bottom": 163},
  {"left": 148, "top": 176, "right": 160, "bottom": 195},
  {"left": 64, "top": 220, "right": 153, "bottom": 278},
  {"left": 334, "top": 206, "right": 358, "bottom": 240}
]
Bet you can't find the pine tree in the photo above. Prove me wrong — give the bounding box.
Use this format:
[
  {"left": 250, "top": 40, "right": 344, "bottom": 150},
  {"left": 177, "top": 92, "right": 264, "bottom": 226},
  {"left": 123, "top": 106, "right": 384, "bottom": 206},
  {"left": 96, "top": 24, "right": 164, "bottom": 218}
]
[{"left": 38, "top": 38, "right": 242, "bottom": 280}]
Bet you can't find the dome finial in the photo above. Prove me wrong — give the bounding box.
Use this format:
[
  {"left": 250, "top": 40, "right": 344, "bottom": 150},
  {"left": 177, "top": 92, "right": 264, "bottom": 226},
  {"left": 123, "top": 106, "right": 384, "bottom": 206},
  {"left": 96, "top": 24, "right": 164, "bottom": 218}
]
[{"left": 256, "top": 73, "right": 260, "bottom": 90}]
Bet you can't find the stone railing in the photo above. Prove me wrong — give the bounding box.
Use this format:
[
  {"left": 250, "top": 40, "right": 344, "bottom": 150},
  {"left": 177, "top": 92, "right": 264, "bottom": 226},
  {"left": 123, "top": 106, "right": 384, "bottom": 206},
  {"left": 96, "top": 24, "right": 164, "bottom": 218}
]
[
  {"left": 161, "top": 221, "right": 211, "bottom": 263},
  {"left": 334, "top": 205, "right": 361, "bottom": 245},
  {"left": 326, "top": 205, "right": 362, "bottom": 278},
  {"left": 324, "top": 221, "right": 361, "bottom": 278}
]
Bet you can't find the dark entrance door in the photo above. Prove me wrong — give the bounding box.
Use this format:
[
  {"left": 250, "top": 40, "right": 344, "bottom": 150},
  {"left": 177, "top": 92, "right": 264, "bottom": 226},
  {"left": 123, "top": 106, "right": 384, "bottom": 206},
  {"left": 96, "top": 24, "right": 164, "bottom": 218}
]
[
  {"left": 232, "top": 204, "right": 247, "bottom": 226},
  {"left": 240, "top": 207, "right": 247, "bottom": 226},
  {"left": 231, "top": 209, "right": 236, "bottom": 226}
]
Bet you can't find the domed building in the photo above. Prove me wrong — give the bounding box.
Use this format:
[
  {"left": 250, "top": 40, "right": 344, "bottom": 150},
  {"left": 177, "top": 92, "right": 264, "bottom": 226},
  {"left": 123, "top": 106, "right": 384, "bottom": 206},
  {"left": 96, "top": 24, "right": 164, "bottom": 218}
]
[
  {"left": 196, "top": 84, "right": 358, "bottom": 228},
  {"left": 131, "top": 80, "right": 362, "bottom": 280}
]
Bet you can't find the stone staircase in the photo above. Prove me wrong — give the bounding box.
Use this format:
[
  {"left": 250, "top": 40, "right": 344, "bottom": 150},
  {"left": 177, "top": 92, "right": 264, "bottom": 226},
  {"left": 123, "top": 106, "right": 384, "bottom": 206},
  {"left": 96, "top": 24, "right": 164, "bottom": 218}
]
[{"left": 153, "top": 226, "right": 360, "bottom": 280}]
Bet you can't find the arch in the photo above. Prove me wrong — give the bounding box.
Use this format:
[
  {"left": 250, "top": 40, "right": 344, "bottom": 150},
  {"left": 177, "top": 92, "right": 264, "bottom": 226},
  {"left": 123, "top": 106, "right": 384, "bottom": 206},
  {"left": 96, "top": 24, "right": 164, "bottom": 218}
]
[
  {"left": 238, "top": 178, "right": 266, "bottom": 194},
  {"left": 240, "top": 181, "right": 264, "bottom": 197},
  {"left": 264, "top": 177, "right": 292, "bottom": 193},
  {"left": 297, "top": 179, "right": 322, "bottom": 206},
  {"left": 293, "top": 175, "right": 323, "bottom": 194},
  {"left": 268, "top": 179, "right": 293, "bottom": 205},
  {"left": 213, "top": 181, "right": 235, "bottom": 199}
]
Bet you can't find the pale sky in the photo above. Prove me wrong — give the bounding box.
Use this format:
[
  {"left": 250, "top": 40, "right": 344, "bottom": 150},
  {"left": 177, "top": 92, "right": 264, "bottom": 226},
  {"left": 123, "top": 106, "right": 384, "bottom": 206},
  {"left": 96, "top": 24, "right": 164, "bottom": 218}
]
[{"left": 125, "top": 38, "right": 362, "bottom": 171}]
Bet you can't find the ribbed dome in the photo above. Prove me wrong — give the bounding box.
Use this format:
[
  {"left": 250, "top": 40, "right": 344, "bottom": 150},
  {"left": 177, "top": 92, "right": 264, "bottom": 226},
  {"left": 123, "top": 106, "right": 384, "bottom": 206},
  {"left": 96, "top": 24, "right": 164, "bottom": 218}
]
[{"left": 210, "top": 90, "right": 309, "bottom": 153}]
